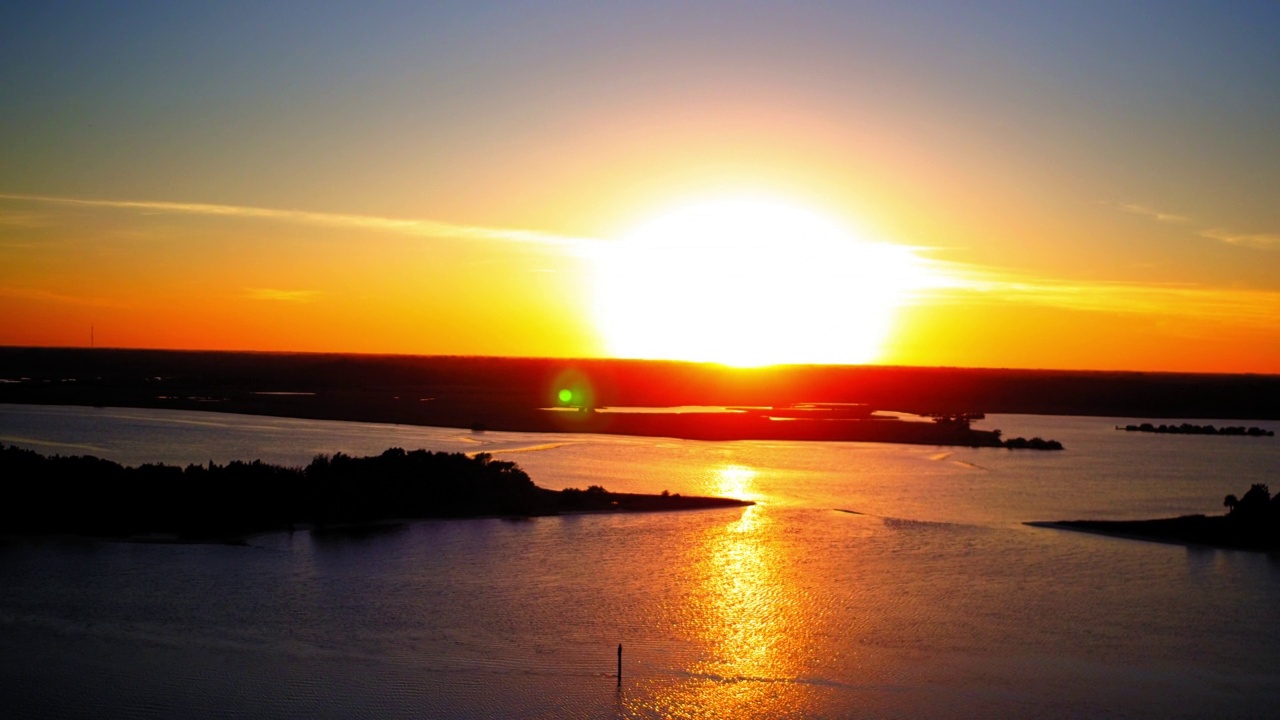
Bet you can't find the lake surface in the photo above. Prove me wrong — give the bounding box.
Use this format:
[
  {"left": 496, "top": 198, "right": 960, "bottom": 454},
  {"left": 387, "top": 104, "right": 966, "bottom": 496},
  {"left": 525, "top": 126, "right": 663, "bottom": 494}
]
[{"left": 2, "top": 403, "right": 1279, "bottom": 718}]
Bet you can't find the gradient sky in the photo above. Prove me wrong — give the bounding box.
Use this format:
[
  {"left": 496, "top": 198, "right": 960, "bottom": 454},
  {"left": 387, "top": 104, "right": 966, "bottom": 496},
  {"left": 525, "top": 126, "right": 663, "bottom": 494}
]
[{"left": 2, "top": 1, "right": 1278, "bottom": 372}]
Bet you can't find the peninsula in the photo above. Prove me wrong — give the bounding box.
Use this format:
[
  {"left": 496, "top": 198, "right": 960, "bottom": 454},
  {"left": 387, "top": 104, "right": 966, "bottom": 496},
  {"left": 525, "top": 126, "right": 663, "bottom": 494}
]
[
  {"left": 1029, "top": 483, "right": 1279, "bottom": 552},
  {"left": 0, "top": 444, "right": 752, "bottom": 541}
]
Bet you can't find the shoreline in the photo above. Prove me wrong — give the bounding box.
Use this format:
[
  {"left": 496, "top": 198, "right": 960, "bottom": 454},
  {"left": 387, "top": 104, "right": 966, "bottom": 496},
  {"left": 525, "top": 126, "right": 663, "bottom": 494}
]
[
  {"left": 0, "top": 494, "right": 755, "bottom": 547},
  {"left": 5, "top": 350, "right": 1277, "bottom": 450},
  {"left": 1027, "top": 516, "right": 1278, "bottom": 553},
  {"left": 5, "top": 497, "right": 755, "bottom": 547}
]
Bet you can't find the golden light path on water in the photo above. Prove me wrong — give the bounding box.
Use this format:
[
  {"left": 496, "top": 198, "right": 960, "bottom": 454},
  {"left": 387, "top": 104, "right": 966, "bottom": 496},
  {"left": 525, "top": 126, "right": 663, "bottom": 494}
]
[{"left": 627, "top": 465, "right": 821, "bottom": 717}]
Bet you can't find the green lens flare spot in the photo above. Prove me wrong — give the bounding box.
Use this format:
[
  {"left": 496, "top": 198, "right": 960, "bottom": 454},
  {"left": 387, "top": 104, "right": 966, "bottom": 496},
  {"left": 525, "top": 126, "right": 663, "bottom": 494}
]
[{"left": 558, "top": 389, "right": 573, "bottom": 403}]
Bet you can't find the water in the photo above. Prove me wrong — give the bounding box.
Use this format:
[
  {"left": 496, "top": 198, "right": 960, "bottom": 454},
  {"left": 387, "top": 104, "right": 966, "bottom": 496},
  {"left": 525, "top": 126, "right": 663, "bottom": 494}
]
[{"left": 1, "top": 403, "right": 1279, "bottom": 718}]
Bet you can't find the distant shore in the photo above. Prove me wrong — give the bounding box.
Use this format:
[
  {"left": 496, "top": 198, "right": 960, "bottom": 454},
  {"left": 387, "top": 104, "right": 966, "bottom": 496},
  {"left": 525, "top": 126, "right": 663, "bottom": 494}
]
[
  {"left": 0, "top": 348, "right": 1158, "bottom": 448},
  {"left": 8, "top": 347, "right": 1280, "bottom": 450},
  {"left": 4, "top": 349, "right": 1276, "bottom": 422}
]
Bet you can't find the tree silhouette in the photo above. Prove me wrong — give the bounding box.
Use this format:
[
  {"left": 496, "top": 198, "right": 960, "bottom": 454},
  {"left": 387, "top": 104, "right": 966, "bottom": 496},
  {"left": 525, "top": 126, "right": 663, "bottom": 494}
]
[{"left": 1235, "top": 483, "right": 1271, "bottom": 519}]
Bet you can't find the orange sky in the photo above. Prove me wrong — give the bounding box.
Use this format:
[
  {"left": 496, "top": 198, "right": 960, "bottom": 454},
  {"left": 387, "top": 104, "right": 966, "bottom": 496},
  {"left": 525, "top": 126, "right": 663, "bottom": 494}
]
[{"left": 2, "top": 4, "right": 1278, "bottom": 373}]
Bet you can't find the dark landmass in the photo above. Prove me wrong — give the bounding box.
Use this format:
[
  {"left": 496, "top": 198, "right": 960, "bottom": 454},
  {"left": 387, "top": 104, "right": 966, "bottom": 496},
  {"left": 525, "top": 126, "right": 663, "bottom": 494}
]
[
  {"left": 7, "top": 348, "right": 1276, "bottom": 445},
  {"left": 1000, "top": 436, "right": 1063, "bottom": 450},
  {"left": 0, "top": 444, "right": 751, "bottom": 541},
  {"left": 1030, "top": 483, "right": 1280, "bottom": 552},
  {"left": 2, "top": 348, "right": 1275, "bottom": 419},
  {"left": 543, "top": 407, "right": 1020, "bottom": 447},
  {"left": 1119, "top": 422, "right": 1273, "bottom": 437}
]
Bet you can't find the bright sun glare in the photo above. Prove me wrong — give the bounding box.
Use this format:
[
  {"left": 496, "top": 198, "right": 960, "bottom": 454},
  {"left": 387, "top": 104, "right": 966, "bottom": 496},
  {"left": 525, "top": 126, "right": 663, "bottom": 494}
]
[{"left": 593, "top": 196, "right": 932, "bottom": 366}]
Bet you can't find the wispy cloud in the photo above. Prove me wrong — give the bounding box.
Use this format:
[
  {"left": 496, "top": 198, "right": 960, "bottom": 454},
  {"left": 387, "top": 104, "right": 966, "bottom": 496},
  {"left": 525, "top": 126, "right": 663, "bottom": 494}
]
[
  {"left": 0, "top": 193, "right": 591, "bottom": 248},
  {"left": 243, "top": 288, "right": 323, "bottom": 303},
  {"left": 0, "top": 286, "right": 125, "bottom": 307},
  {"left": 1109, "top": 200, "right": 1279, "bottom": 252},
  {"left": 919, "top": 264, "right": 1280, "bottom": 328},
  {"left": 0, "top": 211, "right": 48, "bottom": 228},
  {"left": 1117, "top": 203, "right": 1190, "bottom": 224},
  {"left": 1199, "top": 229, "right": 1280, "bottom": 251}
]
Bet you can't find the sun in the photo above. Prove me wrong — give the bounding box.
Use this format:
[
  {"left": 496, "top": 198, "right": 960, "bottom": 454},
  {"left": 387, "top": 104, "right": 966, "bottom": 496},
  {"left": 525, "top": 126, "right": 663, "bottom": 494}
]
[{"left": 592, "top": 195, "right": 929, "bottom": 367}]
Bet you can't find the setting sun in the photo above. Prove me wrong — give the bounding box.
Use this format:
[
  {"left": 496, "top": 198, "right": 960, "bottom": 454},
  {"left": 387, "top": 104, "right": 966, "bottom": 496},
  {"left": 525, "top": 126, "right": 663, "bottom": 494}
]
[{"left": 593, "top": 196, "right": 931, "bottom": 366}]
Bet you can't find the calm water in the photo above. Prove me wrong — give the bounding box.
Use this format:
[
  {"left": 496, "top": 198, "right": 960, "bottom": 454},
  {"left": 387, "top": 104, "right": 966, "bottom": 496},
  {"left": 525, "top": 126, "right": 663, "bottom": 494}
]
[{"left": 1, "top": 403, "right": 1279, "bottom": 718}]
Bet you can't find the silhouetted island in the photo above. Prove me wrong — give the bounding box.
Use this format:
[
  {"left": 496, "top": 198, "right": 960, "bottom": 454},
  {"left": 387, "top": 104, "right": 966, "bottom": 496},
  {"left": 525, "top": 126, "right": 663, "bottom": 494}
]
[
  {"left": 0, "top": 444, "right": 751, "bottom": 541},
  {"left": 1000, "top": 436, "right": 1064, "bottom": 450},
  {"left": 1119, "top": 422, "right": 1273, "bottom": 437},
  {"left": 1029, "top": 483, "right": 1280, "bottom": 552}
]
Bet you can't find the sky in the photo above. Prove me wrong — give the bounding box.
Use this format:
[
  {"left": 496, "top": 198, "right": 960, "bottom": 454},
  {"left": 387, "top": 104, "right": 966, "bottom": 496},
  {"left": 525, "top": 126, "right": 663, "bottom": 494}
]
[{"left": 2, "top": 1, "right": 1278, "bottom": 372}]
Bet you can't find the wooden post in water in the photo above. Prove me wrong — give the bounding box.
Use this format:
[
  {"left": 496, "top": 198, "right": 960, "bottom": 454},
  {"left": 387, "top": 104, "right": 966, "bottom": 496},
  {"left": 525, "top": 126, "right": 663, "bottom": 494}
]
[{"left": 617, "top": 643, "right": 622, "bottom": 685}]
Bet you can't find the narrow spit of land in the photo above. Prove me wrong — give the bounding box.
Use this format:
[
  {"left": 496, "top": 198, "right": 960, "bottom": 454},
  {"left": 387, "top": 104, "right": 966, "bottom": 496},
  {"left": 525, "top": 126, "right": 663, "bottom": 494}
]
[
  {"left": 0, "top": 444, "right": 751, "bottom": 542},
  {"left": 1030, "top": 484, "right": 1280, "bottom": 552}
]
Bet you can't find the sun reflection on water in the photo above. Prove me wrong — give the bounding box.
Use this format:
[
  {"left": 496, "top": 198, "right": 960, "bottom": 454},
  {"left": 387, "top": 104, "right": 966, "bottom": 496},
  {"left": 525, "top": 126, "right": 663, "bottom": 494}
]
[
  {"left": 707, "top": 464, "right": 762, "bottom": 504},
  {"left": 637, "top": 466, "right": 819, "bottom": 718}
]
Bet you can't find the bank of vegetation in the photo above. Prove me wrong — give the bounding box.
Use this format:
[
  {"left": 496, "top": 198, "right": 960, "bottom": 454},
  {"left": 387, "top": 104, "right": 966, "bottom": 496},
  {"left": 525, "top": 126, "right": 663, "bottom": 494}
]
[
  {"left": 0, "top": 444, "right": 750, "bottom": 540},
  {"left": 1000, "top": 435, "right": 1064, "bottom": 450}
]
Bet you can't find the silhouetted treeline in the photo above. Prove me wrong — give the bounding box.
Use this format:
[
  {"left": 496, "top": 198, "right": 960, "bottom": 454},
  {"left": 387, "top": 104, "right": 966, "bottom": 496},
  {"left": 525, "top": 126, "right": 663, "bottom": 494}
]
[
  {"left": 1121, "top": 423, "right": 1273, "bottom": 437},
  {"left": 1001, "top": 436, "right": 1064, "bottom": 450},
  {"left": 1222, "top": 483, "right": 1280, "bottom": 524},
  {"left": 1158, "top": 483, "right": 1280, "bottom": 550},
  {"left": 0, "top": 444, "right": 751, "bottom": 539},
  {"left": 0, "top": 444, "right": 539, "bottom": 537}
]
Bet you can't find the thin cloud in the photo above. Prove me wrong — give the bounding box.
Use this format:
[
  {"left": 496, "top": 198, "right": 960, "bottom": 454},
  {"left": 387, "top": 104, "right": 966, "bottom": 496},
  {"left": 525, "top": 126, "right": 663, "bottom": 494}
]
[
  {"left": 1199, "top": 229, "right": 1280, "bottom": 251},
  {"left": 1109, "top": 201, "right": 1279, "bottom": 252},
  {"left": 1117, "top": 203, "right": 1190, "bottom": 224},
  {"left": 243, "top": 288, "right": 323, "bottom": 303},
  {"left": 916, "top": 264, "right": 1280, "bottom": 329},
  {"left": 0, "top": 286, "right": 125, "bottom": 307},
  {"left": 0, "top": 193, "right": 591, "bottom": 248},
  {"left": 0, "top": 211, "right": 48, "bottom": 228}
]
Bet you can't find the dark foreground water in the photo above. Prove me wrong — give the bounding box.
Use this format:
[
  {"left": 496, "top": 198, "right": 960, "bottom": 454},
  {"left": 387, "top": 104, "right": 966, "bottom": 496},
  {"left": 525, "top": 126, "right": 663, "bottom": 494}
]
[{"left": 1, "top": 404, "right": 1278, "bottom": 718}]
